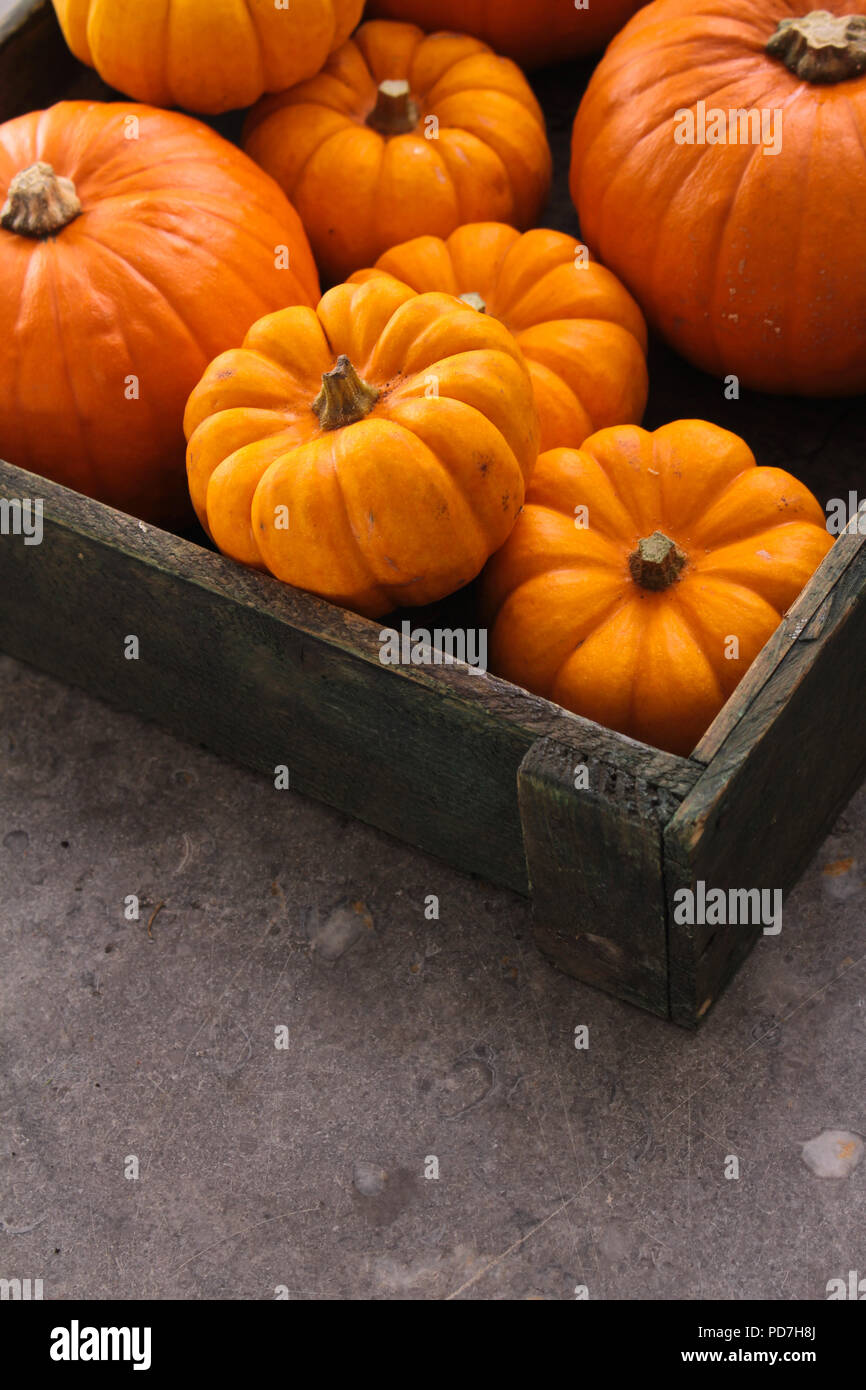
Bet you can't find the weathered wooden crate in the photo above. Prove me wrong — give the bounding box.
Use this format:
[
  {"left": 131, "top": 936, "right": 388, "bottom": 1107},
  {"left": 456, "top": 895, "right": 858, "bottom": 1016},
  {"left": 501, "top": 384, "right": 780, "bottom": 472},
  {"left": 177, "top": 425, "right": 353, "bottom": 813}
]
[{"left": 2, "top": 0, "right": 864, "bottom": 1025}]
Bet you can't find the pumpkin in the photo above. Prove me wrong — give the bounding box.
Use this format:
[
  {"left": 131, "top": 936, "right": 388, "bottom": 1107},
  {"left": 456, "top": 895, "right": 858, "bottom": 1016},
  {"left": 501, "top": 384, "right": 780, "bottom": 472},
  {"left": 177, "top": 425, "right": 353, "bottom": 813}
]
[
  {"left": 184, "top": 274, "right": 540, "bottom": 617},
  {"left": 482, "top": 421, "right": 834, "bottom": 756},
  {"left": 350, "top": 223, "right": 649, "bottom": 452},
  {"left": 0, "top": 102, "right": 320, "bottom": 524},
  {"left": 51, "top": 0, "right": 364, "bottom": 115},
  {"left": 367, "top": 1, "right": 646, "bottom": 68},
  {"left": 570, "top": 2, "right": 866, "bottom": 395},
  {"left": 242, "top": 21, "right": 553, "bottom": 282}
]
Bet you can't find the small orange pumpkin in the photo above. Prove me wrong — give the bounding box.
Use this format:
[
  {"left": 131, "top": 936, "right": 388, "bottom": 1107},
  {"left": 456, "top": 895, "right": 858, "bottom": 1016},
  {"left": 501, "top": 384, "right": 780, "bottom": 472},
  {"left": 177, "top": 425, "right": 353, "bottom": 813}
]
[
  {"left": 51, "top": 0, "right": 364, "bottom": 115},
  {"left": 184, "top": 274, "right": 539, "bottom": 618},
  {"left": 351, "top": 222, "right": 648, "bottom": 451},
  {"left": 367, "top": 0, "right": 646, "bottom": 68},
  {"left": 570, "top": 1, "right": 866, "bottom": 394},
  {"left": 0, "top": 102, "right": 320, "bottom": 524},
  {"left": 243, "top": 21, "right": 552, "bottom": 282},
  {"left": 482, "top": 421, "right": 834, "bottom": 756}
]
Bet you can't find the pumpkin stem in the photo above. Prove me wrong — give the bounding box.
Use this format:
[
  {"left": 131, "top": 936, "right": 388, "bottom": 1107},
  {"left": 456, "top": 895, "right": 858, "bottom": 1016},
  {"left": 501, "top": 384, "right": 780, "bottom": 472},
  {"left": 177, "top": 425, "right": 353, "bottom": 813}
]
[
  {"left": 366, "top": 79, "right": 419, "bottom": 135},
  {"left": 628, "top": 531, "right": 686, "bottom": 591},
  {"left": 459, "top": 291, "right": 487, "bottom": 313},
  {"left": 766, "top": 10, "right": 866, "bottom": 83},
  {"left": 0, "top": 161, "right": 82, "bottom": 238},
  {"left": 312, "top": 355, "right": 379, "bottom": 431}
]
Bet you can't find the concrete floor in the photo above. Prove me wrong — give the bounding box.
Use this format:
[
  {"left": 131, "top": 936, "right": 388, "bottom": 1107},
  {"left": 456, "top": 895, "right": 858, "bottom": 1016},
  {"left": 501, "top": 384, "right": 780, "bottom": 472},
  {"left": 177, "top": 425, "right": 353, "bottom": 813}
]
[{"left": 1, "top": 651, "right": 864, "bottom": 1300}]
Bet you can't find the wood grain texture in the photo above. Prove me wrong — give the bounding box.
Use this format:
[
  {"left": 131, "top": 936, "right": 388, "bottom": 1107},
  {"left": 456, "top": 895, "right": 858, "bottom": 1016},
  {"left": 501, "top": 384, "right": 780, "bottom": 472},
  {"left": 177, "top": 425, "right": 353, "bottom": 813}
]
[
  {"left": 665, "top": 533, "right": 866, "bottom": 1025},
  {"left": 0, "top": 459, "right": 694, "bottom": 903},
  {"left": 519, "top": 737, "right": 693, "bottom": 1017}
]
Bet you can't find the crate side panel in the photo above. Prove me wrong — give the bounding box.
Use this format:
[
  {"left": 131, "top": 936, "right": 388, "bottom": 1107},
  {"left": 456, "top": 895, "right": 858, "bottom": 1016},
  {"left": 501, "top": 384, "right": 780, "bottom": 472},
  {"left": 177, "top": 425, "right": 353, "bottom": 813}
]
[
  {"left": 0, "top": 512, "right": 536, "bottom": 891},
  {"left": 518, "top": 737, "right": 679, "bottom": 1018},
  {"left": 665, "top": 549, "right": 866, "bottom": 1025}
]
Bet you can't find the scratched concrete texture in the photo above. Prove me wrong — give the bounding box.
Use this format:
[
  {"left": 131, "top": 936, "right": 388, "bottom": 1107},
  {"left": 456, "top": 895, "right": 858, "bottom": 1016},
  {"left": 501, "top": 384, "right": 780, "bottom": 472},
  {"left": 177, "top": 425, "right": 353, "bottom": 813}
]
[{"left": 1, "top": 652, "right": 865, "bottom": 1301}]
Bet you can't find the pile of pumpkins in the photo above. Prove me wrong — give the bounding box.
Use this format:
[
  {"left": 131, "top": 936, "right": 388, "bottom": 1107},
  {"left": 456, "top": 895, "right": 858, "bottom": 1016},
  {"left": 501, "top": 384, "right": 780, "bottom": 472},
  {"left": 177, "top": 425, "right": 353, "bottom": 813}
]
[{"left": 2, "top": 0, "right": 860, "bottom": 755}]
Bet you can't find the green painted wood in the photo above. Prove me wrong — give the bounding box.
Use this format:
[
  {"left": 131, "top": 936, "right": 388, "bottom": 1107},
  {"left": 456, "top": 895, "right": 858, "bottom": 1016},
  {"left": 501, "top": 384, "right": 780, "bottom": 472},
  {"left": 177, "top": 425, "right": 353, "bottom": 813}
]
[
  {"left": 518, "top": 737, "right": 694, "bottom": 1018},
  {"left": 664, "top": 525, "right": 866, "bottom": 1026},
  {"left": 0, "top": 458, "right": 697, "bottom": 903}
]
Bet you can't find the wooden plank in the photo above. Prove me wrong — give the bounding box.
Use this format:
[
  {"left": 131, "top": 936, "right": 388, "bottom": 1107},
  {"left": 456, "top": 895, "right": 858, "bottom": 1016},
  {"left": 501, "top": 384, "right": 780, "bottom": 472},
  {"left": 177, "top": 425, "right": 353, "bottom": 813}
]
[
  {"left": 664, "top": 533, "right": 866, "bottom": 1026},
  {"left": 518, "top": 737, "right": 690, "bottom": 1018},
  {"left": 0, "top": 458, "right": 697, "bottom": 902}
]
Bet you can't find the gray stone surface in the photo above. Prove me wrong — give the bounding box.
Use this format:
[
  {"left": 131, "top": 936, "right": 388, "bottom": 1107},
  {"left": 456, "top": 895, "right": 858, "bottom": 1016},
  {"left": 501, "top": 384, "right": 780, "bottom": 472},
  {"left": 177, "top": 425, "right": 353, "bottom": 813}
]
[{"left": 1, "top": 652, "right": 864, "bottom": 1301}]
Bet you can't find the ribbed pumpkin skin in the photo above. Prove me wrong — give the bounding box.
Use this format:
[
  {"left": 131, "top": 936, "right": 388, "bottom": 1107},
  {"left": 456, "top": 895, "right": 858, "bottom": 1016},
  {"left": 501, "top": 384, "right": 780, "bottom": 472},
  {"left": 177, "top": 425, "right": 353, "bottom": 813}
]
[
  {"left": 351, "top": 223, "right": 648, "bottom": 451},
  {"left": 0, "top": 102, "right": 320, "bottom": 524},
  {"left": 51, "top": 0, "right": 364, "bottom": 115},
  {"left": 184, "top": 276, "right": 540, "bottom": 618},
  {"left": 570, "top": 0, "right": 866, "bottom": 395},
  {"left": 368, "top": 0, "right": 645, "bottom": 67},
  {"left": 243, "top": 22, "right": 552, "bottom": 282},
  {"left": 482, "top": 422, "right": 834, "bottom": 756}
]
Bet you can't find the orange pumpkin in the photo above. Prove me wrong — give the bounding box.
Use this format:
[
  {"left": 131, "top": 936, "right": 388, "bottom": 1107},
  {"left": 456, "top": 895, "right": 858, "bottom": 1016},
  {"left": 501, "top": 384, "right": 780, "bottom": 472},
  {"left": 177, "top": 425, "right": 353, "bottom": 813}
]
[
  {"left": 482, "top": 421, "right": 834, "bottom": 756},
  {"left": 351, "top": 223, "right": 648, "bottom": 451},
  {"left": 367, "top": 0, "right": 646, "bottom": 68},
  {"left": 184, "top": 275, "right": 539, "bottom": 618},
  {"left": 243, "top": 21, "right": 552, "bottom": 282},
  {"left": 570, "top": 2, "right": 866, "bottom": 394},
  {"left": 0, "top": 102, "right": 320, "bottom": 524},
  {"left": 51, "top": 0, "right": 364, "bottom": 115}
]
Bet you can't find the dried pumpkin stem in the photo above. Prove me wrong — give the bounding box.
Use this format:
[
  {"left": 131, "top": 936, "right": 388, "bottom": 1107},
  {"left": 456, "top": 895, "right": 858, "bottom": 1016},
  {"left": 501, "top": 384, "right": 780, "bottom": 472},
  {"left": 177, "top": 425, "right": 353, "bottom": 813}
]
[
  {"left": 1, "top": 162, "right": 82, "bottom": 238},
  {"left": 766, "top": 10, "right": 866, "bottom": 83},
  {"left": 366, "top": 79, "right": 419, "bottom": 135},
  {"left": 459, "top": 291, "right": 487, "bottom": 313},
  {"left": 312, "top": 355, "right": 379, "bottom": 431},
  {"left": 629, "top": 531, "right": 686, "bottom": 591}
]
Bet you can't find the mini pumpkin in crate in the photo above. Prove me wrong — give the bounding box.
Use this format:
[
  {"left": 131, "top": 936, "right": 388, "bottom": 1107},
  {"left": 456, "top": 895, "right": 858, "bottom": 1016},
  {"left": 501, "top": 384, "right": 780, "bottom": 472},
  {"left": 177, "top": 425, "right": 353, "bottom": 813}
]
[
  {"left": 51, "top": 0, "right": 364, "bottom": 115},
  {"left": 184, "top": 275, "right": 540, "bottom": 618},
  {"left": 243, "top": 21, "right": 552, "bottom": 282},
  {"left": 351, "top": 222, "right": 648, "bottom": 451},
  {"left": 482, "top": 421, "right": 834, "bottom": 756},
  {"left": 367, "top": 0, "right": 646, "bottom": 68}
]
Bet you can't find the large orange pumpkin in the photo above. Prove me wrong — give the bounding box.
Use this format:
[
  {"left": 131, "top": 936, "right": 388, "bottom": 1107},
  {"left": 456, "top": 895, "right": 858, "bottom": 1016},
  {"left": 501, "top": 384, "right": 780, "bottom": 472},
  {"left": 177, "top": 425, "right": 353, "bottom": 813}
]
[
  {"left": 0, "top": 102, "right": 320, "bottom": 524},
  {"left": 243, "top": 21, "right": 552, "bottom": 282},
  {"left": 570, "top": 2, "right": 866, "bottom": 395},
  {"left": 350, "top": 223, "right": 648, "bottom": 451},
  {"left": 482, "top": 421, "right": 834, "bottom": 756},
  {"left": 51, "top": 0, "right": 364, "bottom": 115},
  {"left": 367, "top": 1, "right": 646, "bottom": 68},
  {"left": 184, "top": 275, "right": 539, "bottom": 618}
]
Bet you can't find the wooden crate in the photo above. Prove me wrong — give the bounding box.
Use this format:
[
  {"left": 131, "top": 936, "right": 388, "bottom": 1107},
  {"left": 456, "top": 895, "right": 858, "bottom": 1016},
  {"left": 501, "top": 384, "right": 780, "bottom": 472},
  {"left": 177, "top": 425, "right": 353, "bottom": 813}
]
[{"left": 2, "top": 1, "right": 864, "bottom": 1025}]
